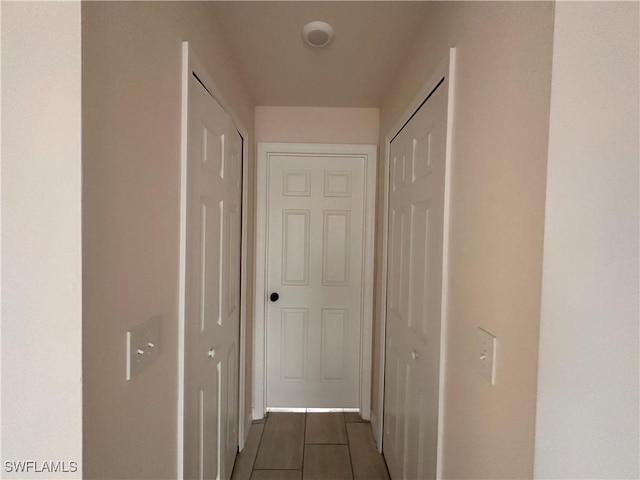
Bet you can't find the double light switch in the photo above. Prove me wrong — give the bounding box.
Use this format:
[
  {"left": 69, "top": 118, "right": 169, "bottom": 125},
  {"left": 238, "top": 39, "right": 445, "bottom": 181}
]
[{"left": 126, "top": 316, "right": 161, "bottom": 380}]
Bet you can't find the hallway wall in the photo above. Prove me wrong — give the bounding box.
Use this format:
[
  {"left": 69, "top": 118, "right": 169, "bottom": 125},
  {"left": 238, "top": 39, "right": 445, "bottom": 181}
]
[
  {"left": 255, "top": 107, "right": 379, "bottom": 144},
  {"left": 375, "top": 2, "right": 555, "bottom": 478},
  {"left": 253, "top": 105, "right": 378, "bottom": 416},
  {"left": 1, "top": 2, "right": 83, "bottom": 476},
  {"left": 82, "top": 3, "right": 255, "bottom": 478},
  {"left": 535, "top": 3, "right": 639, "bottom": 478}
]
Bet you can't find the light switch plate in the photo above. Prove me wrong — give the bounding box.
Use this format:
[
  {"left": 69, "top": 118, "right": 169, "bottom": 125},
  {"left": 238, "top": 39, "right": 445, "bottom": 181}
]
[
  {"left": 476, "top": 327, "right": 497, "bottom": 385},
  {"left": 126, "top": 316, "right": 161, "bottom": 380}
]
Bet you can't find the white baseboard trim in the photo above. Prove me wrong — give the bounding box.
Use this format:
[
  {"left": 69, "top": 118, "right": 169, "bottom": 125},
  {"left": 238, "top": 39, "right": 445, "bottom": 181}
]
[
  {"left": 252, "top": 407, "right": 265, "bottom": 421},
  {"left": 264, "top": 407, "right": 361, "bottom": 414},
  {"left": 243, "top": 411, "right": 253, "bottom": 447},
  {"left": 370, "top": 409, "right": 382, "bottom": 452}
]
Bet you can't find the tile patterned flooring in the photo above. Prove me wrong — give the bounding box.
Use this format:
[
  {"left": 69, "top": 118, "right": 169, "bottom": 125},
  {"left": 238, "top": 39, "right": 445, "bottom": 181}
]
[{"left": 231, "top": 412, "right": 390, "bottom": 480}]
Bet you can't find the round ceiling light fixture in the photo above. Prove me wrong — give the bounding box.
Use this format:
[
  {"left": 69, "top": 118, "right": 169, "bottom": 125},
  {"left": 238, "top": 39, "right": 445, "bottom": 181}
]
[{"left": 302, "top": 21, "right": 334, "bottom": 48}]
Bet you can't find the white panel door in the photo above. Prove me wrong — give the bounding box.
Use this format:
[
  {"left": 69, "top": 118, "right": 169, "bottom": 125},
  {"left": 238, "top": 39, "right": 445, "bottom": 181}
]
[
  {"left": 184, "top": 73, "right": 242, "bottom": 480},
  {"left": 266, "top": 154, "right": 365, "bottom": 408},
  {"left": 383, "top": 78, "right": 448, "bottom": 480}
]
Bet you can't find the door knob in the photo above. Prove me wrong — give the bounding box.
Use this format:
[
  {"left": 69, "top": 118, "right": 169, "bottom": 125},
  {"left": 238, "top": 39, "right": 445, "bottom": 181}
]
[
  {"left": 208, "top": 348, "right": 215, "bottom": 358},
  {"left": 270, "top": 292, "right": 279, "bottom": 302},
  {"left": 411, "top": 350, "right": 419, "bottom": 361}
]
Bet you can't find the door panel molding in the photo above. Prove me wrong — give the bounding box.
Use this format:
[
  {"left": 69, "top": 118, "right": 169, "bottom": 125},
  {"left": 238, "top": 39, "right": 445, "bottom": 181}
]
[
  {"left": 178, "top": 41, "right": 251, "bottom": 479},
  {"left": 254, "top": 143, "right": 377, "bottom": 420},
  {"left": 376, "top": 48, "right": 456, "bottom": 479}
]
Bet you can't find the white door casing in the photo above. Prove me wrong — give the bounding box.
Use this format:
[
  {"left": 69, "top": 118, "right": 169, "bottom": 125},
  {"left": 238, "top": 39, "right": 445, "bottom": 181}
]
[
  {"left": 178, "top": 43, "right": 247, "bottom": 480},
  {"left": 254, "top": 144, "right": 376, "bottom": 417},
  {"left": 380, "top": 49, "right": 455, "bottom": 480}
]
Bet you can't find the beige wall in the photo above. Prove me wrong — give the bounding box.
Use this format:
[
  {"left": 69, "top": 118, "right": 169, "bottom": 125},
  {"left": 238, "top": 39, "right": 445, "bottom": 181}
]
[
  {"left": 375, "top": 2, "right": 555, "bottom": 478},
  {"left": 1, "top": 2, "right": 83, "bottom": 478},
  {"left": 535, "top": 3, "right": 639, "bottom": 478},
  {"left": 254, "top": 105, "right": 378, "bottom": 416},
  {"left": 255, "top": 106, "right": 379, "bottom": 144},
  {"left": 82, "top": 3, "right": 255, "bottom": 478}
]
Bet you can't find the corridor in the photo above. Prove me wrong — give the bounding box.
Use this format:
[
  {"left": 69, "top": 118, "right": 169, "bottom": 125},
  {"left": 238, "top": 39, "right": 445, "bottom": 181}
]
[
  {"left": 231, "top": 413, "right": 389, "bottom": 480},
  {"left": 4, "top": 2, "right": 636, "bottom": 480}
]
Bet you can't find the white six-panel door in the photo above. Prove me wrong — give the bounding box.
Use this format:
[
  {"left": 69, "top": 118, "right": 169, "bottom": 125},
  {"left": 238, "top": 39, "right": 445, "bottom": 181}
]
[
  {"left": 266, "top": 153, "right": 366, "bottom": 408},
  {"left": 183, "top": 72, "right": 242, "bottom": 480},
  {"left": 383, "top": 77, "right": 449, "bottom": 480}
]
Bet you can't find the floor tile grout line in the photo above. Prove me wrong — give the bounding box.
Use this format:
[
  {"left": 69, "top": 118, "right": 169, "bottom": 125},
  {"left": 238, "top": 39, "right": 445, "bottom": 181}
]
[
  {"left": 301, "top": 412, "right": 307, "bottom": 479},
  {"left": 251, "top": 469, "right": 301, "bottom": 471},
  {"left": 248, "top": 416, "right": 267, "bottom": 479},
  {"left": 345, "top": 417, "right": 356, "bottom": 480},
  {"left": 304, "top": 443, "right": 349, "bottom": 445}
]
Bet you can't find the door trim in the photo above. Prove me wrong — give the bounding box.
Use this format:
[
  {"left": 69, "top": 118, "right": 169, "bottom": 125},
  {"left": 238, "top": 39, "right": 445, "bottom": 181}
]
[
  {"left": 177, "top": 41, "right": 251, "bottom": 479},
  {"left": 253, "top": 142, "right": 377, "bottom": 420},
  {"left": 375, "top": 48, "right": 456, "bottom": 478}
]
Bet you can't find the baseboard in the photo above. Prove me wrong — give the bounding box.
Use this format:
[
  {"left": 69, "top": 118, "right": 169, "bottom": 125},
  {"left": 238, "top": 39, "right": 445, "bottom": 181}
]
[
  {"left": 244, "top": 411, "right": 252, "bottom": 443},
  {"left": 252, "top": 406, "right": 265, "bottom": 421},
  {"left": 370, "top": 409, "right": 382, "bottom": 452}
]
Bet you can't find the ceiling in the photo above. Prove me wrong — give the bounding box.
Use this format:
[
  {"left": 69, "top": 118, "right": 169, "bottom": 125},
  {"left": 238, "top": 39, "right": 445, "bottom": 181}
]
[{"left": 210, "top": 2, "right": 431, "bottom": 107}]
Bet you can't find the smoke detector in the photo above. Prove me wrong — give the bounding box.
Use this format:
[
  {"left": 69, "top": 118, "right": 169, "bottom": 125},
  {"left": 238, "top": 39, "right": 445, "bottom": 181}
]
[{"left": 302, "top": 21, "right": 334, "bottom": 48}]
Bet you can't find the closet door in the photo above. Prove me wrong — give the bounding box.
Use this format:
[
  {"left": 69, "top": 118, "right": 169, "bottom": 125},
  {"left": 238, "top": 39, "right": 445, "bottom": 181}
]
[
  {"left": 183, "top": 72, "right": 242, "bottom": 480},
  {"left": 383, "top": 78, "right": 449, "bottom": 480}
]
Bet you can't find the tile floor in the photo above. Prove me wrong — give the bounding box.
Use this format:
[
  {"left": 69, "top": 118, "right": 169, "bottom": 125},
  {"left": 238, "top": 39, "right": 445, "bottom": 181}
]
[{"left": 231, "top": 412, "right": 390, "bottom": 480}]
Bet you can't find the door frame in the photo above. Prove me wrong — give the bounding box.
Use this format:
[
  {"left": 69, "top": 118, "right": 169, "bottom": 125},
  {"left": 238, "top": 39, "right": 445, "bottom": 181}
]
[
  {"left": 375, "top": 48, "right": 456, "bottom": 477},
  {"left": 253, "top": 142, "right": 377, "bottom": 419},
  {"left": 177, "top": 41, "right": 251, "bottom": 478}
]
